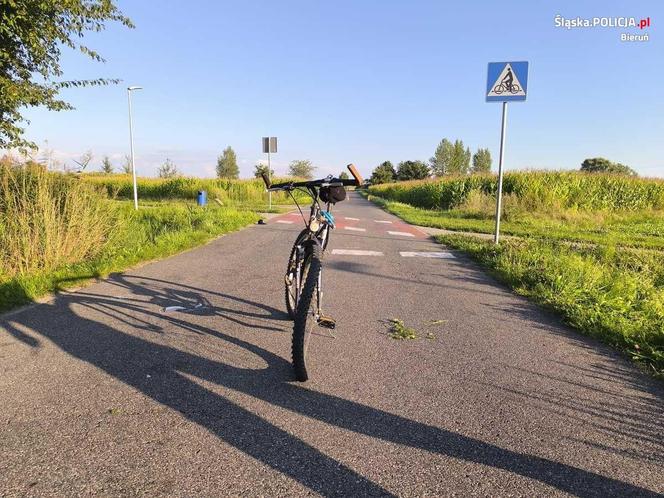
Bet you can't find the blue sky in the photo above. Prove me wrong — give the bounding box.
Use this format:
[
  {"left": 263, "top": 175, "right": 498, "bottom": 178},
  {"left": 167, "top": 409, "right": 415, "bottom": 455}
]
[{"left": 21, "top": 0, "right": 663, "bottom": 178}]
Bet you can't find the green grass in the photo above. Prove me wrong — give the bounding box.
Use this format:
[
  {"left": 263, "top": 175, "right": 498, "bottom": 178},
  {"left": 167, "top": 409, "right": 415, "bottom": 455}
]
[
  {"left": 438, "top": 234, "right": 664, "bottom": 377},
  {"left": 0, "top": 200, "right": 258, "bottom": 313},
  {"left": 366, "top": 195, "right": 664, "bottom": 250}
]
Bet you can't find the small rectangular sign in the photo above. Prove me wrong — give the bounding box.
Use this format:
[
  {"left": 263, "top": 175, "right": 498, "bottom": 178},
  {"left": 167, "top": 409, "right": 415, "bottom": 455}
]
[
  {"left": 262, "top": 137, "right": 277, "bottom": 153},
  {"left": 486, "top": 61, "right": 528, "bottom": 102}
]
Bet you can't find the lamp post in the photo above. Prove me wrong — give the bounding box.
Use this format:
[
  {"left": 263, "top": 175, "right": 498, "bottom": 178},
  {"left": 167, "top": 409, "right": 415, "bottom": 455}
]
[{"left": 127, "top": 86, "right": 142, "bottom": 210}]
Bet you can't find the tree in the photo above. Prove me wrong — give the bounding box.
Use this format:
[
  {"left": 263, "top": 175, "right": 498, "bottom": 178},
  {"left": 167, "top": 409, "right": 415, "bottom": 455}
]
[
  {"left": 370, "top": 161, "right": 397, "bottom": 185},
  {"left": 580, "top": 157, "right": 637, "bottom": 176},
  {"left": 445, "top": 140, "right": 470, "bottom": 175},
  {"left": 253, "top": 163, "right": 274, "bottom": 179},
  {"left": 121, "top": 154, "right": 132, "bottom": 174},
  {"left": 289, "top": 159, "right": 315, "bottom": 179},
  {"left": 158, "top": 158, "right": 179, "bottom": 178},
  {"left": 216, "top": 146, "right": 239, "bottom": 178},
  {"left": 339, "top": 171, "right": 349, "bottom": 180},
  {"left": 471, "top": 148, "right": 492, "bottom": 174},
  {"left": 430, "top": 139, "right": 454, "bottom": 176},
  {"left": 0, "top": 1, "right": 133, "bottom": 150},
  {"left": 100, "top": 156, "right": 114, "bottom": 174},
  {"left": 396, "top": 160, "right": 430, "bottom": 181},
  {"left": 72, "top": 150, "right": 93, "bottom": 172}
]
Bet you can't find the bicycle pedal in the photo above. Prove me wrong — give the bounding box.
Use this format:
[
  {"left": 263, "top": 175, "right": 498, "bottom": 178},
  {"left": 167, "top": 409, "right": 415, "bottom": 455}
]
[{"left": 317, "top": 315, "right": 336, "bottom": 330}]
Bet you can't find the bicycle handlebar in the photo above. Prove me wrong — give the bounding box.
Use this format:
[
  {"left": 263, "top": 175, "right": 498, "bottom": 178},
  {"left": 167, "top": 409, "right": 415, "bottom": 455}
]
[
  {"left": 263, "top": 164, "right": 363, "bottom": 192},
  {"left": 346, "top": 163, "right": 363, "bottom": 186},
  {"left": 261, "top": 171, "right": 271, "bottom": 189}
]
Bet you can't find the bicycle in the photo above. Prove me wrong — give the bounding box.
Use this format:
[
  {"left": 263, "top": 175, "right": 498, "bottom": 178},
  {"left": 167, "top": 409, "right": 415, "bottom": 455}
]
[
  {"left": 493, "top": 82, "right": 521, "bottom": 94},
  {"left": 261, "top": 164, "right": 363, "bottom": 381}
]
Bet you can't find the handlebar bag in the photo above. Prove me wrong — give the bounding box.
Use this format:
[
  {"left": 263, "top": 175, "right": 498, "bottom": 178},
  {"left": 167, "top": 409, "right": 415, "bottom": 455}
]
[{"left": 320, "top": 185, "right": 347, "bottom": 204}]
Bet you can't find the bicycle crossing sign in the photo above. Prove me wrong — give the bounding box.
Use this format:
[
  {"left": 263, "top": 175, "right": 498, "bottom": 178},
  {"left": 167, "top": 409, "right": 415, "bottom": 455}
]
[{"left": 486, "top": 61, "right": 528, "bottom": 102}]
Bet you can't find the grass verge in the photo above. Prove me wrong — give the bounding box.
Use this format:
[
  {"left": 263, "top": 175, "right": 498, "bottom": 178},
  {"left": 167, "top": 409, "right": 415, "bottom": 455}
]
[
  {"left": 365, "top": 194, "right": 664, "bottom": 250},
  {"left": 0, "top": 202, "right": 258, "bottom": 313},
  {"left": 438, "top": 234, "right": 664, "bottom": 377}
]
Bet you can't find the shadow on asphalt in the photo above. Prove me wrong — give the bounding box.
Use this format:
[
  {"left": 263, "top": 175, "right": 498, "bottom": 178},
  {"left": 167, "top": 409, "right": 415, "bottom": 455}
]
[{"left": 2, "top": 273, "right": 662, "bottom": 497}]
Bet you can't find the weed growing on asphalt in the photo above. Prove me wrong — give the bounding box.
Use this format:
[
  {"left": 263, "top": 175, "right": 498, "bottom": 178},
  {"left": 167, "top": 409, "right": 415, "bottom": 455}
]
[{"left": 389, "top": 318, "right": 417, "bottom": 340}]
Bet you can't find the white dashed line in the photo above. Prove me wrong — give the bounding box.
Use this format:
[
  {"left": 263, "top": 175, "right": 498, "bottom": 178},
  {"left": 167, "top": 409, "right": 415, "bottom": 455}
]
[
  {"left": 344, "top": 226, "right": 366, "bottom": 232},
  {"left": 344, "top": 216, "right": 360, "bottom": 221},
  {"left": 276, "top": 220, "right": 294, "bottom": 224},
  {"left": 374, "top": 220, "right": 393, "bottom": 224},
  {"left": 331, "top": 249, "right": 384, "bottom": 256},
  {"left": 400, "top": 251, "right": 456, "bottom": 259},
  {"left": 387, "top": 231, "right": 415, "bottom": 237}
]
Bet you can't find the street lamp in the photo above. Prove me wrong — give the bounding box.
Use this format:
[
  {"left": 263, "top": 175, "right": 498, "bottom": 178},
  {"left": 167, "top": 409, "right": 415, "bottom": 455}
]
[{"left": 127, "top": 86, "right": 142, "bottom": 210}]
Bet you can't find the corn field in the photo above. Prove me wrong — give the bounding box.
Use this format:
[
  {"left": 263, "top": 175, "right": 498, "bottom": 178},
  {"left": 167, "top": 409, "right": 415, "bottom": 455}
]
[{"left": 368, "top": 172, "right": 664, "bottom": 212}]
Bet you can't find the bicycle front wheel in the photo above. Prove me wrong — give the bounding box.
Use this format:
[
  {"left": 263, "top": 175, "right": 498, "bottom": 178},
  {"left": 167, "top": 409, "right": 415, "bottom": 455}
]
[
  {"left": 285, "top": 229, "right": 310, "bottom": 319},
  {"left": 292, "top": 242, "right": 322, "bottom": 381}
]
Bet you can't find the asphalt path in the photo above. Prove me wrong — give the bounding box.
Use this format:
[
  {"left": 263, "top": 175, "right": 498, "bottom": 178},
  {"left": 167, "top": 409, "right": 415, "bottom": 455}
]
[{"left": 1, "top": 192, "right": 663, "bottom": 497}]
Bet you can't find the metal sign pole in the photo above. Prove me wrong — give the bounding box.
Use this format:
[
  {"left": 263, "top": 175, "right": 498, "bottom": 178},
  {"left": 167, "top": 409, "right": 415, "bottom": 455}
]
[
  {"left": 494, "top": 101, "right": 508, "bottom": 244},
  {"left": 268, "top": 150, "right": 272, "bottom": 210}
]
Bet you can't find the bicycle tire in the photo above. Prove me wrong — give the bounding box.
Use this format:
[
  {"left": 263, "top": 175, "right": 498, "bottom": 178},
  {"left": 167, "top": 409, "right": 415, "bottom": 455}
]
[
  {"left": 291, "top": 242, "right": 322, "bottom": 381},
  {"left": 285, "top": 229, "right": 310, "bottom": 319},
  {"left": 510, "top": 84, "right": 521, "bottom": 94},
  {"left": 493, "top": 84, "right": 504, "bottom": 95}
]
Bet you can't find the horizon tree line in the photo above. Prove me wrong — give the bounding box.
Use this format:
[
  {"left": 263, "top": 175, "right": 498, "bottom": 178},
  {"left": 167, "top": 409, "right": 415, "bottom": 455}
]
[{"left": 369, "top": 138, "right": 493, "bottom": 185}]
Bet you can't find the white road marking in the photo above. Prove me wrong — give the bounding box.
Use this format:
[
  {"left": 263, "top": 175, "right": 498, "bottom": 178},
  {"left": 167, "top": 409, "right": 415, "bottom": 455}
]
[
  {"left": 331, "top": 249, "right": 384, "bottom": 256},
  {"left": 400, "top": 251, "right": 456, "bottom": 259},
  {"left": 344, "top": 217, "right": 360, "bottom": 221},
  {"left": 344, "top": 226, "right": 366, "bottom": 232},
  {"left": 276, "top": 220, "right": 294, "bottom": 224},
  {"left": 374, "top": 220, "right": 393, "bottom": 224},
  {"left": 388, "top": 231, "right": 415, "bottom": 237}
]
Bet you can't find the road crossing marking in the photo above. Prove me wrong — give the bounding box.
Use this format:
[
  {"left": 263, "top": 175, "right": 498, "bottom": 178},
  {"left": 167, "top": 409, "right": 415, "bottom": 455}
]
[
  {"left": 344, "top": 226, "right": 366, "bottom": 232},
  {"left": 276, "top": 220, "right": 294, "bottom": 224},
  {"left": 374, "top": 220, "right": 392, "bottom": 224},
  {"left": 331, "top": 249, "right": 384, "bottom": 256},
  {"left": 388, "top": 231, "right": 415, "bottom": 237},
  {"left": 344, "top": 217, "right": 360, "bottom": 221},
  {"left": 400, "top": 251, "right": 456, "bottom": 259}
]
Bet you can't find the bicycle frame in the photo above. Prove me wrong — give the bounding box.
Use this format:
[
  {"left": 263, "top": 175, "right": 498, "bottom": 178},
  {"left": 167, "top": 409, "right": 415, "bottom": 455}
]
[{"left": 290, "top": 187, "right": 333, "bottom": 316}]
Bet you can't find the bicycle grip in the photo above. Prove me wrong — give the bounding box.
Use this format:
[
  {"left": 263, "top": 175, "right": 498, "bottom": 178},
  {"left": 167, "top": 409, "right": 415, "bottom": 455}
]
[
  {"left": 347, "top": 164, "right": 363, "bottom": 186},
  {"left": 261, "top": 171, "right": 271, "bottom": 189}
]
